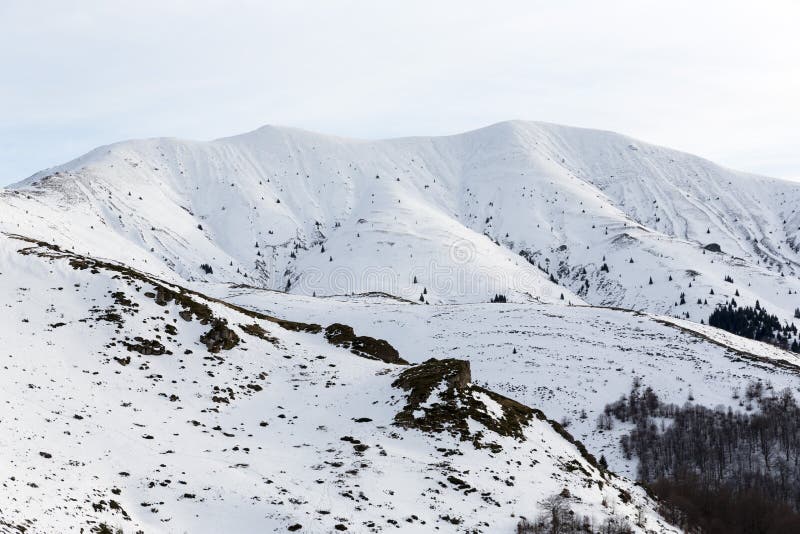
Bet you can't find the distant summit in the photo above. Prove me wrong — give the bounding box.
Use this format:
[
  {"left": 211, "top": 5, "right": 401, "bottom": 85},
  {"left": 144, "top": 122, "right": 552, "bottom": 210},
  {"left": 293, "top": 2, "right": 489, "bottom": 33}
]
[{"left": 3, "top": 120, "right": 800, "bottom": 324}]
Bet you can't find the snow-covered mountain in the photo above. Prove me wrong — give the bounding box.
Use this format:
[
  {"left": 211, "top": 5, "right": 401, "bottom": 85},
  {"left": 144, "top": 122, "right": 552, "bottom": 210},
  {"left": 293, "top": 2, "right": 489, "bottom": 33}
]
[
  {"left": 3, "top": 121, "right": 800, "bottom": 533},
  {"left": 0, "top": 233, "right": 677, "bottom": 533},
  {"left": 3, "top": 231, "right": 800, "bottom": 533},
  {"left": 4, "top": 121, "right": 800, "bottom": 322}
]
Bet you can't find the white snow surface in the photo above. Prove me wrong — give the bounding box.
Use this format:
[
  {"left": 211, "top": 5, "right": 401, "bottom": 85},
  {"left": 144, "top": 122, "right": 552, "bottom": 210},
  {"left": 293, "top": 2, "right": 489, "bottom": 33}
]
[
  {"left": 2, "top": 121, "right": 800, "bottom": 533},
  {"left": 0, "top": 234, "right": 677, "bottom": 533},
  {"left": 219, "top": 285, "right": 800, "bottom": 479},
  {"left": 3, "top": 121, "right": 800, "bottom": 322}
]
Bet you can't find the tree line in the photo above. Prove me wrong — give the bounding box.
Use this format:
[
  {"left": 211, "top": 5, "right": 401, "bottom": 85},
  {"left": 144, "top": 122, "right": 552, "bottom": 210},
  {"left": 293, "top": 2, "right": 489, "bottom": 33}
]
[
  {"left": 708, "top": 299, "right": 800, "bottom": 352},
  {"left": 603, "top": 380, "right": 800, "bottom": 533}
]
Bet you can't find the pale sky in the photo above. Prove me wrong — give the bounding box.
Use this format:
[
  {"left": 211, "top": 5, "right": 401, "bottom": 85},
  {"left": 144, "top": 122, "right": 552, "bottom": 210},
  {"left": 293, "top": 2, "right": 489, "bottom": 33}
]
[{"left": 1, "top": 0, "right": 798, "bottom": 185}]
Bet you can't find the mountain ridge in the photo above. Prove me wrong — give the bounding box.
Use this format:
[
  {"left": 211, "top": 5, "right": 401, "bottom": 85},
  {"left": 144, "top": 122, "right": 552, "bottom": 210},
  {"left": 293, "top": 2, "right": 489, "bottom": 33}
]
[
  {"left": 0, "top": 231, "right": 680, "bottom": 533},
  {"left": 12, "top": 120, "right": 780, "bottom": 189},
  {"left": 3, "top": 120, "right": 800, "bottom": 325},
  {"left": 3, "top": 120, "right": 800, "bottom": 532}
]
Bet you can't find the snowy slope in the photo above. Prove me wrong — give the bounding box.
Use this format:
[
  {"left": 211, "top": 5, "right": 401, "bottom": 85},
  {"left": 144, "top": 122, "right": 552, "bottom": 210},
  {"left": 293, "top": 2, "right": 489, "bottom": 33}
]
[
  {"left": 3, "top": 121, "right": 800, "bottom": 324},
  {"left": 2, "top": 120, "right": 800, "bottom": 532},
  {"left": 0, "top": 233, "right": 674, "bottom": 533},
  {"left": 218, "top": 285, "right": 800, "bottom": 480}
]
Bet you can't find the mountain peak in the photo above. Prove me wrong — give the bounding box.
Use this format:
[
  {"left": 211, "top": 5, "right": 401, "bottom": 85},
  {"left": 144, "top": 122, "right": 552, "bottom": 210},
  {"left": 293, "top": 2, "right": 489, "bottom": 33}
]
[
  {"left": 2, "top": 120, "right": 797, "bottom": 317},
  {"left": 2, "top": 119, "right": 800, "bottom": 532}
]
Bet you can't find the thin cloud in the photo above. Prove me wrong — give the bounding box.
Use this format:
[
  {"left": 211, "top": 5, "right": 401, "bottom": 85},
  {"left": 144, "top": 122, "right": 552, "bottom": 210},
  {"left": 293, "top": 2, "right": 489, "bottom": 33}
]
[{"left": 1, "top": 0, "right": 798, "bottom": 183}]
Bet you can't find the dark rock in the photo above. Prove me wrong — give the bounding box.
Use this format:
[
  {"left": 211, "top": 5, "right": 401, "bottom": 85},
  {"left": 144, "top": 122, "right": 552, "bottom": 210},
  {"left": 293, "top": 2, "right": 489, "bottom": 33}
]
[
  {"left": 324, "top": 323, "right": 407, "bottom": 365},
  {"left": 154, "top": 286, "right": 173, "bottom": 306},
  {"left": 200, "top": 320, "right": 240, "bottom": 353},
  {"left": 123, "top": 337, "right": 166, "bottom": 356},
  {"left": 392, "top": 358, "right": 537, "bottom": 447}
]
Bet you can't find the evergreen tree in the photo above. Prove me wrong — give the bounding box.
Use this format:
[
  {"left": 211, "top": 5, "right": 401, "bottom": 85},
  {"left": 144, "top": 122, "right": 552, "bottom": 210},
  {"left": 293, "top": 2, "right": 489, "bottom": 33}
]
[{"left": 708, "top": 299, "right": 791, "bottom": 348}]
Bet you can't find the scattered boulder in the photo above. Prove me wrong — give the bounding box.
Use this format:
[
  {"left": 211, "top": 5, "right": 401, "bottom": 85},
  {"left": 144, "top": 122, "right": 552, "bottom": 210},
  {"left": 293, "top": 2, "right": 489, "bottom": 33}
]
[
  {"left": 123, "top": 337, "right": 166, "bottom": 356},
  {"left": 201, "top": 320, "right": 240, "bottom": 353},
  {"left": 392, "top": 358, "right": 533, "bottom": 447},
  {"left": 154, "top": 286, "right": 173, "bottom": 306},
  {"left": 324, "top": 323, "right": 407, "bottom": 365}
]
